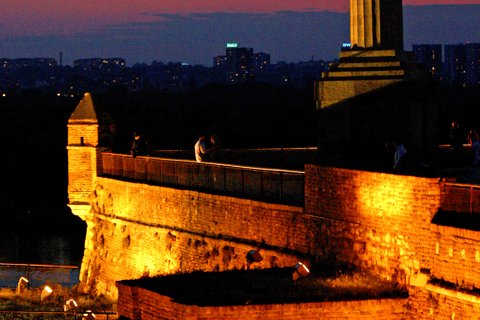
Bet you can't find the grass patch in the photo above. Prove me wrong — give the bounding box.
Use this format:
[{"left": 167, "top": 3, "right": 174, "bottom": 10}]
[
  {"left": 121, "top": 263, "right": 408, "bottom": 307},
  {"left": 0, "top": 284, "right": 116, "bottom": 319}
]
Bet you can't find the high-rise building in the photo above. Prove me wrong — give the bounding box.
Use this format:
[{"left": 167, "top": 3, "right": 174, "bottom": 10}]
[
  {"left": 253, "top": 52, "right": 271, "bottom": 72},
  {"left": 444, "top": 43, "right": 480, "bottom": 86},
  {"left": 466, "top": 43, "right": 480, "bottom": 85},
  {"left": 225, "top": 44, "right": 254, "bottom": 83},
  {"left": 412, "top": 44, "right": 442, "bottom": 80},
  {"left": 445, "top": 44, "right": 467, "bottom": 85},
  {"left": 213, "top": 44, "right": 255, "bottom": 83}
]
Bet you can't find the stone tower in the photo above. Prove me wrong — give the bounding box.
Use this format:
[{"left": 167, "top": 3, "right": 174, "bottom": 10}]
[{"left": 67, "top": 93, "right": 115, "bottom": 218}]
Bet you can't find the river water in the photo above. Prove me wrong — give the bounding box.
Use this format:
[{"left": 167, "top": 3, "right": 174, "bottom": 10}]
[{"left": 0, "top": 211, "right": 86, "bottom": 289}]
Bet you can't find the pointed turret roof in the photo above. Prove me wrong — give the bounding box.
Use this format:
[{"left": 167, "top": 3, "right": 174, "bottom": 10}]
[{"left": 68, "top": 92, "right": 114, "bottom": 124}]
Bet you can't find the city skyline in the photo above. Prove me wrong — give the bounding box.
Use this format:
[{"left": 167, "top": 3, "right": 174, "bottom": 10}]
[{"left": 0, "top": 3, "right": 479, "bottom": 66}]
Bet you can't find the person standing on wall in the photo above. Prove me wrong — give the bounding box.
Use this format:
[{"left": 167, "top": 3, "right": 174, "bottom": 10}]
[
  {"left": 195, "top": 133, "right": 208, "bottom": 162},
  {"left": 209, "top": 134, "right": 221, "bottom": 162},
  {"left": 393, "top": 140, "right": 407, "bottom": 171},
  {"left": 131, "top": 132, "right": 149, "bottom": 158},
  {"left": 451, "top": 122, "right": 464, "bottom": 165},
  {"left": 468, "top": 129, "right": 480, "bottom": 166}
]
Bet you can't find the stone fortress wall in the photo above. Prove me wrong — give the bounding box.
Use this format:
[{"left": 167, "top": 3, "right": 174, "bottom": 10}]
[
  {"left": 68, "top": 93, "right": 480, "bottom": 319},
  {"left": 75, "top": 163, "right": 480, "bottom": 319}
]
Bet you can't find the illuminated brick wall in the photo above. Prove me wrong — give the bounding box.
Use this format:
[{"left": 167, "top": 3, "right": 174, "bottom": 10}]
[
  {"left": 67, "top": 123, "right": 100, "bottom": 146},
  {"left": 79, "top": 177, "right": 311, "bottom": 297},
  {"left": 74, "top": 161, "right": 480, "bottom": 319},
  {"left": 67, "top": 146, "right": 104, "bottom": 204},
  {"left": 67, "top": 120, "right": 108, "bottom": 205},
  {"left": 305, "top": 165, "right": 480, "bottom": 319},
  {"left": 116, "top": 282, "right": 408, "bottom": 320},
  {"left": 304, "top": 165, "right": 442, "bottom": 281}
]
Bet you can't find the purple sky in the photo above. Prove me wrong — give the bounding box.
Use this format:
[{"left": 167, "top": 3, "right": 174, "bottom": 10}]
[{"left": 0, "top": 1, "right": 479, "bottom": 66}]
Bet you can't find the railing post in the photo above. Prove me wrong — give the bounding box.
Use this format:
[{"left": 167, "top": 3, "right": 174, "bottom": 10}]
[
  {"left": 470, "top": 186, "right": 474, "bottom": 222},
  {"left": 147, "top": 157, "right": 150, "bottom": 182},
  {"left": 242, "top": 169, "right": 245, "bottom": 196},
  {"left": 224, "top": 166, "right": 227, "bottom": 193},
  {"left": 280, "top": 172, "right": 283, "bottom": 202},
  {"left": 175, "top": 161, "right": 178, "bottom": 186},
  {"left": 160, "top": 159, "right": 163, "bottom": 184},
  {"left": 260, "top": 171, "right": 264, "bottom": 198},
  {"left": 134, "top": 158, "right": 137, "bottom": 181},
  {"left": 302, "top": 173, "right": 305, "bottom": 206},
  {"left": 123, "top": 155, "right": 126, "bottom": 179}
]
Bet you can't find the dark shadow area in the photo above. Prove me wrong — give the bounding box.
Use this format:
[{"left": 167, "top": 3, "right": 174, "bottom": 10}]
[
  {"left": 119, "top": 263, "right": 408, "bottom": 307},
  {"left": 431, "top": 209, "right": 480, "bottom": 232},
  {"left": 316, "top": 79, "right": 441, "bottom": 175},
  {"left": 97, "top": 82, "right": 318, "bottom": 154}
]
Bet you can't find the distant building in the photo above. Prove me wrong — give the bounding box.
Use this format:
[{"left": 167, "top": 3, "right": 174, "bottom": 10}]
[
  {"left": 213, "top": 44, "right": 255, "bottom": 83},
  {"left": 73, "top": 58, "right": 126, "bottom": 72},
  {"left": 412, "top": 44, "right": 442, "bottom": 81},
  {"left": 341, "top": 43, "right": 352, "bottom": 52},
  {"left": 0, "top": 58, "right": 57, "bottom": 69},
  {"left": 444, "top": 44, "right": 467, "bottom": 84},
  {"left": 225, "top": 44, "right": 254, "bottom": 83},
  {"left": 213, "top": 55, "right": 228, "bottom": 69},
  {"left": 444, "top": 43, "right": 480, "bottom": 86},
  {"left": 466, "top": 43, "right": 480, "bottom": 85},
  {"left": 253, "top": 52, "right": 271, "bottom": 72}
]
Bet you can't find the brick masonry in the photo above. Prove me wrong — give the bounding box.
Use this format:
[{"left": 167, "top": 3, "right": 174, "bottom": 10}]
[
  {"left": 69, "top": 163, "right": 480, "bottom": 319},
  {"left": 67, "top": 110, "right": 480, "bottom": 320},
  {"left": 116, "top": 282, "right": 408, "bottom": 320}
]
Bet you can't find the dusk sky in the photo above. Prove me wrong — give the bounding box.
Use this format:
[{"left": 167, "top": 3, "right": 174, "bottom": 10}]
[{"left": 0, "top": 0, "right": 479, "bottom": 66}]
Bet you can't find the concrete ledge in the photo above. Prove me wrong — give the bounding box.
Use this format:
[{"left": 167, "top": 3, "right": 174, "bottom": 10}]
[{"left": 117, "top": 282, "right": 408, "bottom": 320}]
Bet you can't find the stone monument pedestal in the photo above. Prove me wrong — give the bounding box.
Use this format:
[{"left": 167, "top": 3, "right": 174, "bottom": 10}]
[
  {"left": 315, "top": 49, "right": 424, "bottom": 109},
  {"left": 314, "top": 49, "right": 438, "bottom": 172}
]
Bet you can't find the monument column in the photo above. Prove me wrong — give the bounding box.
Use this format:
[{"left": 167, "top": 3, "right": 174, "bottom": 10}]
[
  {"left": 350, "top": 0, "right": 403, "bottom": 51},
  {"left": 314, "top": 0, "right": 433, "bottom": 169}
]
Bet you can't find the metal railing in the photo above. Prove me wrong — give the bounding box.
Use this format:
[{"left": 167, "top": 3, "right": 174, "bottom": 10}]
[
  {"left": 0, "top": 263, "right": 79, "bottom": 289},
  {"left": 102, "top": 153, "right": 305, "bottom": 206},
  {"left": 440, "top": 182, "right": 480, "bottom": 215}
]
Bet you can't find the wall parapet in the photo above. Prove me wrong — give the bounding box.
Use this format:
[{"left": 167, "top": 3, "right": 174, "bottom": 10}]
[
  {"left": 101, "top": 152, "right": 305, "bottom": 206},
  {"left": 117, "top": 282, "right": 408, "bottom": 320}
]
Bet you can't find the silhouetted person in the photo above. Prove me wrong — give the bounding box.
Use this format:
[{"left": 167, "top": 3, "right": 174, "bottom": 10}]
[
  {"left": 393, "top": 141, "right": 406, "bottom": 171},
  {"left": 131, "top": 132, "right": 148, "bottom": 158},
  {"left": 468, "top": 129, "right": 480, "bottom": 166},
  {"left": 451, "top": 122, "right": 463, "bottom": 164},
  {"left": 209, "top": 134, "right": 221, "bottom": 162},
  {"left": 195, "top": 133, "right": 208, "bottom": 162},
  {"left": 383, "top": 141, "right": 396, "bottom": 171}
]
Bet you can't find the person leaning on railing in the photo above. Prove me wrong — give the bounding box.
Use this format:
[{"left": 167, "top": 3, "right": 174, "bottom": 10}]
[
  {"left": 468, "top": 129, "right": 480, "bottom": 166},
  {"left": 131, "top": 132, "right": 149, "bottom": 158},
  {"left": 195, "top": 133, "right": 208, "bottom": 162},
  {"left": 209, "top": 134, "right": 221, "bottom": 162}
]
